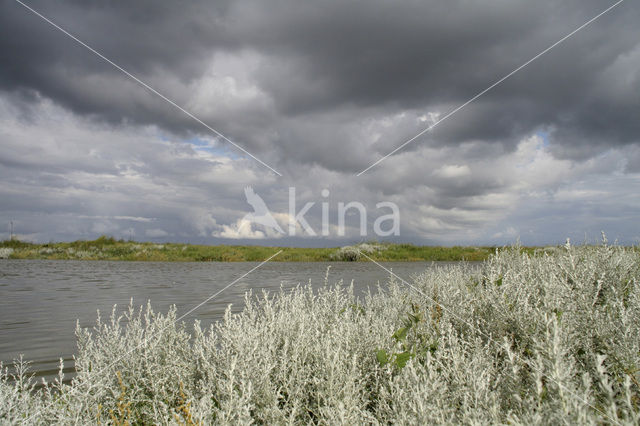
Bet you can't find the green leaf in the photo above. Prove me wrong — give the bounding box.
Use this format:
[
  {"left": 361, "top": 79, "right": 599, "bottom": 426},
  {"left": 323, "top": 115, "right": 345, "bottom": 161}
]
[
  {"left": 392, "top": 327, "right": 408, "bottom": 342},
  {"left": 408, "top": 312, "right": 422, "bottom": 324},
  {"left": 376, "top": 349, "right": 389, "bottom": 366},
  {"left": 394, "top": 351, "right": 414, "bottom": 369}
]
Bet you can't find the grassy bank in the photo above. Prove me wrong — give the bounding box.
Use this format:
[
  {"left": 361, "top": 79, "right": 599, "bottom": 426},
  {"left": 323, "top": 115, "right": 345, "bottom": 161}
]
[
  {"left": 1, "top": 243, "right": 639, "bottom": 423},
  {"left": 0, "top": 237, "right": 498, "bottom": 262}
]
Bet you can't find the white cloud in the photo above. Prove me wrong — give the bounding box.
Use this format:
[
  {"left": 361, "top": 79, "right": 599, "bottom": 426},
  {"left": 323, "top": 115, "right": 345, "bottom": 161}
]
[
  {"left": 213, "top": 213, "right": 289, "bottom": 239},
  {"left": 78, "top": 215, "right": 155, "bottom": 223},
  {"left": 215, "top": 218, "right": 266, "bottom": 239},
  {"left": 186, "top": 52, "right": 274, "bottom": 119},
  {"left": 432, "top": 164, "right": 471, "bottom": 179},
  {"left": 145, "top": 228, "right": 169, "bottom": 238}
]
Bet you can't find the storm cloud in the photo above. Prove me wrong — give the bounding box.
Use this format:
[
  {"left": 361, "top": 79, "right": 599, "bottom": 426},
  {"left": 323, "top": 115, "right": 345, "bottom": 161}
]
[{"left": 0, "top": 0, "right": 638, "bottom": 245}]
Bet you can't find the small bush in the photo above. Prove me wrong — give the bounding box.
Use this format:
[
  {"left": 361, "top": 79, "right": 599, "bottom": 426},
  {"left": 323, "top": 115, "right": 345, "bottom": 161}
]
[
  {"left": 0, "top": 239, "right": 33, "bottom": 249},
  {"left": 0, "top": 247, "right": 13, "bottom": 259},
  {"left": 330, "top": 243, "right": 387, "bottom": 261},
  {"left": 94, "top": 235, "right": 117, "bottom": 246}
]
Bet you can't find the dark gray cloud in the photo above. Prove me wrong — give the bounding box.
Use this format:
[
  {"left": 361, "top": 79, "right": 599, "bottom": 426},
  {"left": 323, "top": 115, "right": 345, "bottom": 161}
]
[
  {"left": 1, "top": 0, "right": 639, "bottom": 244},
  {"left": 2, "top": 0, "right": 639, "bottom": 163}
]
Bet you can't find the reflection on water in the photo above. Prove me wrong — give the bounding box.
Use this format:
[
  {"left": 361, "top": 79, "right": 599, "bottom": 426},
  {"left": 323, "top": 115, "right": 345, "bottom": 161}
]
[{"left": 0, "top": 259, "right": 460, "bottom": 381}]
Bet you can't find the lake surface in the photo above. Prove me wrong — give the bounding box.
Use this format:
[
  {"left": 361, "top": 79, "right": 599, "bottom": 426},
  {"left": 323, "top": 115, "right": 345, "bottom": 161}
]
[{"left": 0, "top": 259, "right": 461, "bottom": 381}]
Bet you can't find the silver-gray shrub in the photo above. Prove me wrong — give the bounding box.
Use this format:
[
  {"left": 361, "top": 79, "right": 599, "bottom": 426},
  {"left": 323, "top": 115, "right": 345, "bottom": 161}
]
[
  {"left": 0, "top": 248, "right": 13, "bottom": 259},
  {"left": 1, "top": 242, "right": 638, "bottom": 424}
]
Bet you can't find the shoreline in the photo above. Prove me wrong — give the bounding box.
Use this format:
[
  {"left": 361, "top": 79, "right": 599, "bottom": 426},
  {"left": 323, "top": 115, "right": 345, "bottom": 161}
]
[{"left": 1, "top": 237, "right": 505, "bottom": 262}]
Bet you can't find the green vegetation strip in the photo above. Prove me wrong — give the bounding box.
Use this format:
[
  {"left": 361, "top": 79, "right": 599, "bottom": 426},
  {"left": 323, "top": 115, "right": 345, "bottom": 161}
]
[{"left": 0, "top": 237, "right": 501, "bottom": 262}]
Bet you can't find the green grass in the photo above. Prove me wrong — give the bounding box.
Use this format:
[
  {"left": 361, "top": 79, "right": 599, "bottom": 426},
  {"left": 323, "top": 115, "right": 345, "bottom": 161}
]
[{"left": 0, "top": 237, "right": 502, "bottom": 262}]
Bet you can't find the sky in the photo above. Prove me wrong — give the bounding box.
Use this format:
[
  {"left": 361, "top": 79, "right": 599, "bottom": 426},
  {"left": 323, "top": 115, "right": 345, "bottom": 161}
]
[{"left": 0, "top": 0, "right": 639, "bottom": 246}]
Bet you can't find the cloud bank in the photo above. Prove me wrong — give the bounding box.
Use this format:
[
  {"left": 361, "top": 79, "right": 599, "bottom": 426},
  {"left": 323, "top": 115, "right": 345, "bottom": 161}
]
[{"left": 1, "top": 0, "right": 639, "bottom": 245}]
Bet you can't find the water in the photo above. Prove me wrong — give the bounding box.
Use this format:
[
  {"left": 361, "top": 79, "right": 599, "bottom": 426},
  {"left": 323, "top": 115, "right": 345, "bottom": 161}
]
[{"left": 0, "top": 259, "right": 457, "bottom": 381}]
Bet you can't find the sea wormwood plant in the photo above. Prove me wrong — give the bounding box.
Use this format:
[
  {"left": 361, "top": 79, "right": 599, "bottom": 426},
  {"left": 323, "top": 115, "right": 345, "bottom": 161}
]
[
  {"left": 0, "top": 247, "right": 13, "bottom": 259},
  {"left": 0, "top": 242, "right": 639, "bottom": 424},
  {"left": 330, "top": 243, "right": 387, "bottom": 261}
]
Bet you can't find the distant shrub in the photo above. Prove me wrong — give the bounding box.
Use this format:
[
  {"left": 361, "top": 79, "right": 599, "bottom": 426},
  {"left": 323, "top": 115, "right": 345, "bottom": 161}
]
[
  {"left": 331, "top": 245, "right": 361, "bottom": 261},
  {"left": 0, "top": 239, "right": 33, "bottom": 249},
  {"left": 331, "top": 243, "right": 387, "bottom": 261},
  {"left": 94, "top": 235, "right": 117, "bottom": 245},
  {"left": 1, "top": 243, "right": 639, "bottom": 424},
  {"left": 38, "top": 247, "right": 60, "bottom": 255},
  {"left": 0, "top": 248, "right": 13, "bottom": 259},
  {"left": 74, "top": 250, "right": 93, "bottom": 259}
]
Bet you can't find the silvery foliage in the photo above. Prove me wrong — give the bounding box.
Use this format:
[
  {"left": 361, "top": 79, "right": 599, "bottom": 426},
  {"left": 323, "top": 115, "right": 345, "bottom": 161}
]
[
  {"left": 330, "top": 243, "right": 387, "bottom": 261},
  {"left": 1, "top": 241, "right": 639, "bottom": 424},
  {"left": 0, "top": 248, "right": 13, "bottom": 259}
]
